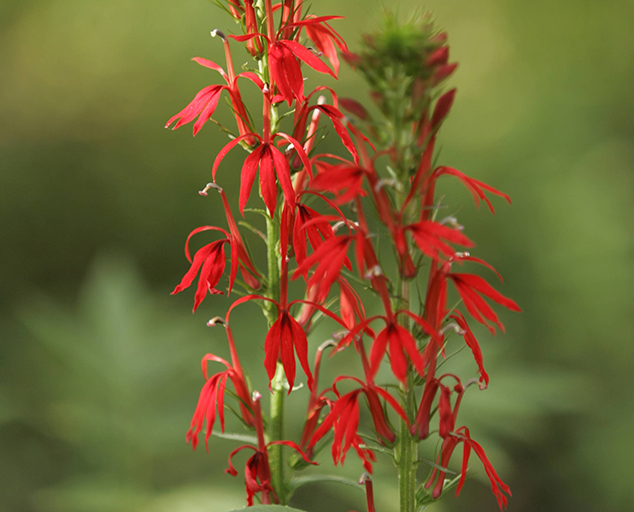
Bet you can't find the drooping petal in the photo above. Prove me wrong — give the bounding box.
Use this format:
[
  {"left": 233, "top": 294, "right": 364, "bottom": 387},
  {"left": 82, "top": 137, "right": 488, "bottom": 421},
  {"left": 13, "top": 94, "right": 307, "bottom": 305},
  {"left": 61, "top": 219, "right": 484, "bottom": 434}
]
[
  {"left": 259, "top": 145, "right": 278, "bottom": 216},
  {"left": 264, "top": 317, "right": 282, "bottom": 385},
  {"left": 239, "top": 146, "right": 264, "bottom": 215}
]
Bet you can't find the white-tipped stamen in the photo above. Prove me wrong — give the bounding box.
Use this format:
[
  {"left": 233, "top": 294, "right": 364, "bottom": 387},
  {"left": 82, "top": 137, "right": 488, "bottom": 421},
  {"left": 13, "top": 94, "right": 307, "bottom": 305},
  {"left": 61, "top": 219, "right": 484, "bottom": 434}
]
[
  {"left": 359, "top": 472, "right": 372, "bottom": 485},
  {"left": 199, "top": 182, "right": 223, "bottom": 196},
  {"left": 364, "top": 265, "right": 383, "bottom": 279},
  {"left": 440, "top": 216, "right": 464, "bottom": 230},
  {"left": 252, "top": 390, "right": 262, "bottom": 402},
  {"left": 210, "top": 29, "right": 226, "bottom": 41},
  {"left": 375, "top": 178, "right": 397, "bottom": 193},
  {"left": 306, "top": 46, "right": 323, "bottom": 57},
  {"left": 440, "top": 322, "right": 466, "bottom": 336},
  {"left": 207, "top": 316, "right": 227, "bottom": 327}
]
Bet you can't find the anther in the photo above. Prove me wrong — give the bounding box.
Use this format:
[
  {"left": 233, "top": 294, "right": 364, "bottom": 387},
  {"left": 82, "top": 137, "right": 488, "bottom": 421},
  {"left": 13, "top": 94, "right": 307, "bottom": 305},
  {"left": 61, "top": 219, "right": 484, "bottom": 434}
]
[
  {"left": 439, "top": 322, "right": 466, "bottom": 336},
  {"left": 375, "top": 178, "right": 397, "bottom": 193},
  {"left": 364, "top": 265, "right": 383, "bottom": 279},
  {"left": 262, "top": 83, "right": 270, "bottom": 94},
  {"left": 210, "top": 29, "right": 227, "bottom": 41},
  {"left": 252, "top": 390, "right": 262, "bottom": 402},
  {"left": 359, "top": 472, "right": 372, "bottom": 485},
  {"left": 306, "top": 46, "right": 323, "bottom": 58},
  {"left": 199, "top": 182, "right": 223, "bottom": 196},
  {"left": 440, "top": 216, "right": 464, "bottom": 230},
  {"left": 207, "top": 316, "right": 227, "bottom": 327},
  {"left": 454, "top": 251, "right": 470, "bottom": 258}
]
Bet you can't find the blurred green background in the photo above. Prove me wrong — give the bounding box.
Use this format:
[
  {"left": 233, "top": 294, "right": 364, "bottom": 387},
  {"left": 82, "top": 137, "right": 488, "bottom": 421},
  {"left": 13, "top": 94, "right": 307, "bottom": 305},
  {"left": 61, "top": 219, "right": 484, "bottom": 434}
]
[{"left": 1, "top": 0, "right": 633, "bottom": 511}]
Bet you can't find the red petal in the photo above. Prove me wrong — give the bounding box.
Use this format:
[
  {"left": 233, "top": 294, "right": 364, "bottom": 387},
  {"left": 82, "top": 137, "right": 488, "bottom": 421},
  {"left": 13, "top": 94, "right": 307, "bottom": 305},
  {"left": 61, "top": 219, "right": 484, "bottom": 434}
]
[
  {"left": 239, "top": 146, "right": 263, "bottom": 215},
  {"left": 264, "top": 317, "right": 282, "bottom": 384},
  {"left": 259, "top": 146, "right": 278, "bottom": 217},
  {"left": 283, "top": 40, "right": 336, "bottom": 77}
]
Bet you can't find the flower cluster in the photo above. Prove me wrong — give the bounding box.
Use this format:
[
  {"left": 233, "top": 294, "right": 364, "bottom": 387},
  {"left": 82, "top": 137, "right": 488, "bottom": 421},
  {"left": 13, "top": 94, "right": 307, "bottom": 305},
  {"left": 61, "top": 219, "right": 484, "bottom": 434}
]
[{"left": 168, "top": 2, "right": 519, "bottom": 511}]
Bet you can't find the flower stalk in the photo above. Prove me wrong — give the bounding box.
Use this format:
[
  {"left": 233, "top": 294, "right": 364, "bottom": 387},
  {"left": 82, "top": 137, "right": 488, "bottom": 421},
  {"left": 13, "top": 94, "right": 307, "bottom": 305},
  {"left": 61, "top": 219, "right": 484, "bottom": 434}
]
[{"left": 168, "top": 3, "right": 519, "bottom": 511}]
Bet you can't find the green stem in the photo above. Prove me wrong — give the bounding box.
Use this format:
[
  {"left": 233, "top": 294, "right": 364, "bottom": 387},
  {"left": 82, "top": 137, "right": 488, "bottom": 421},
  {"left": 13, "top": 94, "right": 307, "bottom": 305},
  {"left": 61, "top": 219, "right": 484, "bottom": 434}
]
[
  {"left": 394, "top": 273, "right": 418, "bottom": 512},
  {"left": 397, "top": 371, "right": 418, "bottom": 512},
  {"left": 269, "top": 362, "right": 287, "bottom": 503},
  {"left": 265, "top": 211, "right": 287, "bottom": 503}
]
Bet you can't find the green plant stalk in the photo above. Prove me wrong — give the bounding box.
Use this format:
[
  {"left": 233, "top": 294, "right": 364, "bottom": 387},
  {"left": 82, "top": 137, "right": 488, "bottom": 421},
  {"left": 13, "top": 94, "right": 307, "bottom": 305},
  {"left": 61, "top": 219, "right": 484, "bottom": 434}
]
[
  {"left": 394, "top": 278, "right": 418, "bottom": 512},
  {"left": 265, "top": 212, "right": 288, "bottom": 503},
  {"left": 269, "top": 361, "right": 287, "bottom": 503}
]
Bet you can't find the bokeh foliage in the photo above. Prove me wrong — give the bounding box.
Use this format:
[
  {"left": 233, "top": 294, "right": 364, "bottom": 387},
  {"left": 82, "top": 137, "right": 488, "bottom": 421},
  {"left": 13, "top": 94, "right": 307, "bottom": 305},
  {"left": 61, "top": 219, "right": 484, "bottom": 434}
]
[{"left": 1, "top": 0, "right": 633, "bottom": 511}]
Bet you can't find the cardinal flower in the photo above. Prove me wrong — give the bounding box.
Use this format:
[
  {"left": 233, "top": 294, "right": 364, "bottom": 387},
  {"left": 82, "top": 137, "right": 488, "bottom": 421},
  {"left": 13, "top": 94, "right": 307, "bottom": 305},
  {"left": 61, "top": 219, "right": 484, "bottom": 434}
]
[
  {"left": 227, "top": 291, "right": 344, "bottom": 392},
  {"left": 425, "top": 427, "right": 511, "bottom": 511},
  {"left": 165, "top": 33, "right": 261, "bottom": 139},
  {"left": 308, "top": 376, "right": 406, "bottom": 470},
  {"left": 171, "top": 231, "right": 228, "bottom": 312},
  {"left": 335, "top": 310, "right": 439, "bottom": 384},
  {"left": 186, "top": 350, "right": 253, "bottom": 451}
]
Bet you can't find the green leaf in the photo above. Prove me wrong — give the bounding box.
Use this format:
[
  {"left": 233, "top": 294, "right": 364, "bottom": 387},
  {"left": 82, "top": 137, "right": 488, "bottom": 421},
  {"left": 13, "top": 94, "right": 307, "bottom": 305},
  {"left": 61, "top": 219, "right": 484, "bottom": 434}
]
[
  {"left": 211, "top": 431, "right": 258, "bottom": 445},
  {"left": 290, "top": 474, "right": 364, "bottom": 492},
  {"left": 227, "top": 507, "right": 309, "bottom": 512}
]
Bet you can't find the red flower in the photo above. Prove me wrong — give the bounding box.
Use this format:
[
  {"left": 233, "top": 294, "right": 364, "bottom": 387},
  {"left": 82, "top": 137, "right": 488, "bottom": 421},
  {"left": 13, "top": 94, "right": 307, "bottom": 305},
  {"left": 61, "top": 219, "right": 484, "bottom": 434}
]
[
  {"left": 292, "top": 202, "right": 335, "bottom": 273},
  {"left": 337, "top": 311, "right": 438, "bottom": 384},
  {"left": 226, "top": 439, "right": 317, "bottom": 505},
  {"left": 267, "top": 19, "right": 339, "bottom": 105},
  {"left": 425, "top": 427, "right": 511, "bottom": 511},
  {"left": 451, "top": 311, "right": 489, "bottom": 388},
  {"left": 308, "top": 376, "right": 406, "bottom": 470},
  {"left": 227, "top": 293, "right": 344, "bottom": 393},
  {"left": 165, "top": 49, "right": 261, "bottom": 138},
  {"left": 292, "top": 234, "right": 354, "bottom": 302},
  {"left": 449, "top": 268, "right": 521, "bottom": 334},
  {"left": 405, "top": 220, "right": 474, "bottom": 260},
  {"left": 171, "top": 231, "right": 228, "bottom": 312},
  {"left": 265, "top": 309, "right": 313, "bottom": 392},
  {"left": 311, "top": 156, "right": 366, "bottom": 204},
  {"left": 185, "top": 351, "right": 252, "bottom": 451},
  {"left": 165, "top": 83, "right": 226, "bottom": 136},
  {"left": 303, "top": 15, "right": 349, "bottom": 75},
  {"left": 412, "top": 377, "right": 439, "bottom": 440}
]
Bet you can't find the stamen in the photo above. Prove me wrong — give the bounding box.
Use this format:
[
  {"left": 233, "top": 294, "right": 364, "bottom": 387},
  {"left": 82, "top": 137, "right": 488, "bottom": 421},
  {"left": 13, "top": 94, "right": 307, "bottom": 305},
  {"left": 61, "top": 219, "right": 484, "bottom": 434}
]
[
  {"left": 364, "top": 265, "right": 383, "bottom": 279},
  {"left": 440, "top": 216, "right": 464, "bottom": 230},
  {"left": 207, "top": 316, "right": 227, "bottom": 327},
  {"left": 375, "top": 178, "right": 397, "bottom": 192},
  {"left": 440, "top": 322, "right": 466, "bottom": 336},
  {"left": 306, "top": 46, "right": 323, "bottom": 57},
  {"left": 359, "top": 472, "right": 371, "bottom": 485},
  {"left": 199, "top": 182, "right": 223, "bottom": 196},
  {"left": 210, "top": 29, "right": 227, "bottom": 41},
  {"left": 252, "top": 390, "right": 262, "bottom": 402}
]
